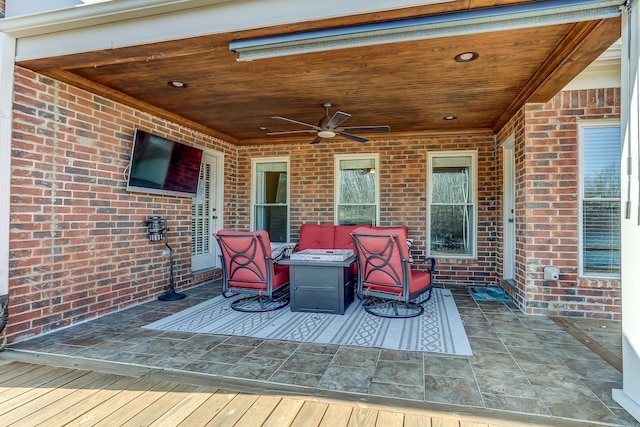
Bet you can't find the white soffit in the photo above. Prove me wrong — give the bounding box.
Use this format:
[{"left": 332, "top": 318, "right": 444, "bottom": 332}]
[
  {"left": 564, "top": 39, "right": 622, "bottom": 90},
  {"left": 0, "top": 0, "right": 454, "bottom": 61}
]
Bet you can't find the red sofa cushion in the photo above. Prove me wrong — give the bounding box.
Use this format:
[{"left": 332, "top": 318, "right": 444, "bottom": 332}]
[
  {"left": 297, "top": 223, "right": 335, "bottom": 250},
  {"left": 333, "top": 224, "right": 369, "bottom": 251}
]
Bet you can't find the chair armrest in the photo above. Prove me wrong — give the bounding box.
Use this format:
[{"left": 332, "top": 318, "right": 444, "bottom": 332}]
[{"left": 425, "top": 257, "right": 436, "bottom": 273}]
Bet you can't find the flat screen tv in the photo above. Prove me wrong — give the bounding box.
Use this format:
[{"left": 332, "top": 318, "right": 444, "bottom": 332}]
[{"left": 126, "top": 129, "right": 203, "bottom": 198}]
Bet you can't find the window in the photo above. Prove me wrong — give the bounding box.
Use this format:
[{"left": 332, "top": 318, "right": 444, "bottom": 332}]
[
  {"left": 335, "top": 154, "right": 379, "bottom": 225},
  {"left": 579, "top": 122, "right": 621, "bottom": 277},
  {"left": 428, "top": 151, "right": 477, "bottom": 257},
  {"left": 252, "top": 158, "right": 289, "bottom": 243}
]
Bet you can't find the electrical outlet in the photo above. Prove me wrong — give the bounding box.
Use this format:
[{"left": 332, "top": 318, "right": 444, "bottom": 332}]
[{"left": 162, "top": 249, "right": 171, "bottom": 256}]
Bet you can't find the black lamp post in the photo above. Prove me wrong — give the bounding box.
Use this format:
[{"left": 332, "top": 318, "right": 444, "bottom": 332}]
[{"left": 145, "top": 216, "right": 186, "bottom": 301}]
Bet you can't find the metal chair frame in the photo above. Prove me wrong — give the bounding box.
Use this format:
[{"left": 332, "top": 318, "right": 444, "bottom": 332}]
[
  {"left": 352, "top": 232, "right": 435, "bottom": 318},
  {"left": 215, "top": 231, "right": 289, "bottom": 312}
]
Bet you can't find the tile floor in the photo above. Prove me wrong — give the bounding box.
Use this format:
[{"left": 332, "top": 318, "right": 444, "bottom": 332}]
[{"left": 6, "top": 282, "right": 637, "bottom": 426}]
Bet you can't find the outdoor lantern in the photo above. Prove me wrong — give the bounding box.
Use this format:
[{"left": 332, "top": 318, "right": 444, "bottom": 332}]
[{"left": 145, "top": 216, "right": 166, "bottom": 241}]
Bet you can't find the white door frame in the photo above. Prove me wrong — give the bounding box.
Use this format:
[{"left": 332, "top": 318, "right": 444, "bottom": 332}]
[{"left": 502, "top": 134, "right": 516, "bottom": 284}]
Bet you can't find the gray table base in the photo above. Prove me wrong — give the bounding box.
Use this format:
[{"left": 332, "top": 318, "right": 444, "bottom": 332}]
[{"left": 279, "top": 256, "right": 355, "bottom": 315}]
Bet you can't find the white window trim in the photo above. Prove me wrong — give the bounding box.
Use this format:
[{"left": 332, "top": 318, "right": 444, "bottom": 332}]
[
  {"left": 334, "top": 153, "right": 380, "bottom": 226},
  {"left": 251, "top": 156, "right": 290, "bottom": 241},
  {"left": 577, "top": 119, "right": 621, "bottom": 279},
  {"left": 427, "top": 150, "right": 478, "bottom": 259}
]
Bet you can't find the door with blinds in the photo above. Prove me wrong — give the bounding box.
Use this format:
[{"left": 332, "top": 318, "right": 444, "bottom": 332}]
[
  {"left": 192, "top": 151, "right": 222, "bottom": 271},
  {"left": 502, "top": 135, "right": 516, "bottom": 284}
]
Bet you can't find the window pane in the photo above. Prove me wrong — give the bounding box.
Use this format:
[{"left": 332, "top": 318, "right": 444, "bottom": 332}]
[
  {"left": 430, "top": 205, "right": 472, "bottom": 255},
  {"left": 583, "top": 200, "right": 620, "bottom": 274},
  {"left": 431, "top": 165, "right": 470, "bottom": 204},
  {"left": 337, "top": 205, "right": 376, "bottom": 225},
  {"left": 583, "top": 127, "right": 621, "bottom": 198},
  {"left": 256, "top": 163, "right": 287, "bottom": 204},
  {"left": 255, "top": 205, "right": 288, "bottom": 243},
  {"left": 339, "top": 169, "right": 375, "bottom": 204}
]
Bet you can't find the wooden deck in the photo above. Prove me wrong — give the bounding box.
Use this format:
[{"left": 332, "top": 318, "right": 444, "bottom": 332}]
[{"left": 0, "top": 358, "right": 600, "bottom": 427}]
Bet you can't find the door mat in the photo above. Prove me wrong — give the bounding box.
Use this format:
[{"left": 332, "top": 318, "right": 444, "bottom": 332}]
[
  {"left": 143, "top": 288, "right": 472, "bottom": 356},
  {"left": 468, "top": 286, "right": 512, "bottom": 302}
]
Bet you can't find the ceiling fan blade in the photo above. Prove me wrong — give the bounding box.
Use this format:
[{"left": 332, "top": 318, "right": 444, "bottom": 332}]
[
  {"left": 337, "top": 131, "right": 368, "bottom": 143},
  {"left": 271, "top": 116, "right": 321, "bottom": 130},
  {"left": 310, "top": 136, "right": 323, "bottom": 144},
  {"left": 266, "top": 130, "right": 316, "bottom": 135},
  {"left": 340, "top": 125, "right": 390, "bottom": 133},
  {"left": 326, "top": 111, "right": 351, "bottom": 129}
]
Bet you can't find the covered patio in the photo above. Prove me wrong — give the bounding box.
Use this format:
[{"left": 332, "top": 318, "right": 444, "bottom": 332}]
[
  {"left": 2, "top": 280, "right": 632, "bottom": 426},
  {"left": 1, "top": 0, "right": 640, "bottom": 424}
]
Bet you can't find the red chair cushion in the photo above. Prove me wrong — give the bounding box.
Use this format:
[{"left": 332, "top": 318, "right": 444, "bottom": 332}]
[
  {"left": 409, "top": 269, "right": 432, "bottom": 293},
  {"left": 352, "top": 226, "right": 410, "bottom": 260},
  {"left": 272, "top": 264, "right": 290, "bottom": 290}
]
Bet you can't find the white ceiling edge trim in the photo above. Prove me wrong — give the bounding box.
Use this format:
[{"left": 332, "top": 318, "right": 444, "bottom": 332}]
[
  {"left": 0, "top": 0, "right": 232, "bottom": 37},
  {"left": 9, "top": 0, "right": 453, "bottom": 61},
  {"left": 0, "top": 0, "right": 453, "bottom": 48}
]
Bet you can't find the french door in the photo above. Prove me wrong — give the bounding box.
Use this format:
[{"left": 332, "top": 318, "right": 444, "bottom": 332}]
[{"left": 192, "top": 151, "right": 223, "bottom": 271}]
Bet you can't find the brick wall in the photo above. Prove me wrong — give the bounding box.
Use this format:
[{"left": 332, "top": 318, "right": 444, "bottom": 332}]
[
  {"left": 7, "top": 67, "right": 237, "bottom": 342},
  {"left": 7, "top": 66, "right": 622, "bottom": 342},
  {"left": 237, "top": 134, "right": 500, "bottom": 287},
  {"left": 498, "top": 88, "right": 621, "bottom": 319}
]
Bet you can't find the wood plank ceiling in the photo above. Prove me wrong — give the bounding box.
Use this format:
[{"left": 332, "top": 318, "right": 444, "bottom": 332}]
[{"left": 17, "top": 0, "right": 621, "bottom": 145}]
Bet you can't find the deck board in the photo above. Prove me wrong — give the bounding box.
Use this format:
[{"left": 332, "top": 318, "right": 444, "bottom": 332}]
[
  {"left": 375, "top": 409, "right": 405, "bottom": 426},
  {"left": 348, "top": 406, "right": 378, "bottom": 426},
  {"left": 404, "top": 412, "right": 432, "bottom": 427},
  {"left": 206, "top": 392, "right": 261, "bottom": 426},
  {"left": 8, "top": 372, "right": 121, "bottom": 426},
  {"left": 290, "top": 400, "right": 329, "bottom": 426},
  {"left": 233, "top": 395, "right": 282, "bottom": 427},
  {"left": 37, "top": 375, "right": 143, "bottom": 426},
  {"left": 93, "top": 380, "right": 181, "bottom": 426},
  {"left": 0, "top": 369, "right": 90, "bottom": 417},
  {"left": 319, "top": 403, "right": 353, "bottom": 426},
  {"left": 262, "top": 397, "right": 306, "bottom": 426},
  {"left": 121, "top": 383, "right": 200, "bottom": 427},
  {"left": 67, "top": 377, "right": 157, "bottom": 425},
  {"left": 148, "top": 386, "right": 219, "bottom": 426},
  {"left": 0, "top": 365, "right": 64, "bottom": 399}
]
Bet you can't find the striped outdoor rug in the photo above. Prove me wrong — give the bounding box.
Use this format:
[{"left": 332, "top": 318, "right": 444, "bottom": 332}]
[{"left": 143, "top": 288, "right": 472, "bottom": 356}]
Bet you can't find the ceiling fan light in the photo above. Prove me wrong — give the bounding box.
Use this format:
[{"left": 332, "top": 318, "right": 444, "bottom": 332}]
[{"left": 318, "top": 130, "right": 336, "bottom": 138}]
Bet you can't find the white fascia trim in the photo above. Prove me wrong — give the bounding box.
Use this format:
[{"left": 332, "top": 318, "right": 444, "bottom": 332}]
[
  {"left": 0, "top": 33, "right": 15, "bottom": 296},
  {"left": 0, "top": 0, "right": 234, "bottom": 38},
  {"left": 0, "top": 0, "right": 453, "bottom": 60}
]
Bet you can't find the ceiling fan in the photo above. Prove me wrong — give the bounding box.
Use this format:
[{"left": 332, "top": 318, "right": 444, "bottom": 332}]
[{"left": 267, "top": 102, "right": 390, "bottom": 144}]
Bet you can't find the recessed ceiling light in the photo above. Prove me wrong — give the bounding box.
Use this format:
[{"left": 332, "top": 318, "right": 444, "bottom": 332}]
[
  {"left": 167, "top": 81, "right": 188, "bottom": 88},
  {"left": 443, "top": 115, "right": 457, "bottom": 120},
  {"left": 454, "top": 52, "right": 479, "bottom": 63}
]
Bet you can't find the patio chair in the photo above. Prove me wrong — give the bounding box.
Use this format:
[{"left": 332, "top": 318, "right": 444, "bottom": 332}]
[
  {"left": 351, "top": 227, "right": 435, "bottom": 318},
  {"left": 214, "top": 230, "right": 290, "bottom": 312}
]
